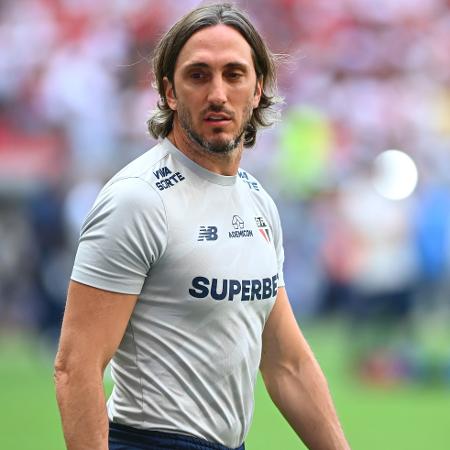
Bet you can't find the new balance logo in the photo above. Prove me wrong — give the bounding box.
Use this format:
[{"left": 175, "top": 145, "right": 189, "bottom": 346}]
[{"left": 198, "top": 226, "right": 218, "bottom": 241}]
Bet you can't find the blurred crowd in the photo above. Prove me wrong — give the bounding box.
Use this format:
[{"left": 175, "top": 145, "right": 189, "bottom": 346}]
[{"left": 1, "top": 0, "right": 450, "bottom": 381}]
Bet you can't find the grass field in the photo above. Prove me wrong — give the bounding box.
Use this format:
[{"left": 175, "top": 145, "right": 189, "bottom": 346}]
[{"left": 1, "top": 320, "right": 449, "bottom": 450}]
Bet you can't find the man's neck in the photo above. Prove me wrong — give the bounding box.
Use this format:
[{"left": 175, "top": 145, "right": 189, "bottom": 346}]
[{"left": 167, "top": 128, "right": 243, "bottom": 177}]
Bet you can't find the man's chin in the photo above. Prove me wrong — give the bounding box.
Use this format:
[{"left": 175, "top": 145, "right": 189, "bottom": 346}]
[
  {"left": 189, "top": 130, "right": 240, "bottom": 155},
  {"left": 205, "top": 138, "right": 239, "bottom": 154}
]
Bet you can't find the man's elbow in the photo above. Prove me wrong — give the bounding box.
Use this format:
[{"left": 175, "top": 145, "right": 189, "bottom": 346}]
[
  {"left": 261, "top": 350, "right": 323, "bottom": 394},
  {"left": 53, "top": 351, "right": 89, "bottom": 387},
  {"left": 54, "top": 351, "right": 71, "bottom": 392},
  {"left": 261, "top": 348, "right": 307, "bottom": 378},
  {"left": 261, "top": 358, "right": 301, "bottom": 391},
  {"left": 54, "top": 349, "right": 107, "bottom": 389}
]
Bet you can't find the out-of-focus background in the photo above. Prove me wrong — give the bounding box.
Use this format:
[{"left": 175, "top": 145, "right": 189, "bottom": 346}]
[{"left": 1, "top": 0, "right": 450, "bottom": 448}]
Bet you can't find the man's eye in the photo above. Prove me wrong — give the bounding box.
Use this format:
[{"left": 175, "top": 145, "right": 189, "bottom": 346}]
[
  {"left": 227, "top": 72, "right": 243, "bottom": 80},
  {"left": 190, "top": 72, "right": 205, "bottom": 79}
]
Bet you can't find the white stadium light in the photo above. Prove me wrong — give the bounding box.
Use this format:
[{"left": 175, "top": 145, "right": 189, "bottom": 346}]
[{"left": 372, "top": 150, "right": 419, "bottom": 200}]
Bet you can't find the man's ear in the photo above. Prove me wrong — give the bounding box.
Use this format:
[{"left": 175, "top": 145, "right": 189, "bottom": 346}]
[
  {"left": 253, "top": 76, "right": 263, "bottom": 108},
  {"left": 163, "top": 76, "right": 177, "bottom": 110}
]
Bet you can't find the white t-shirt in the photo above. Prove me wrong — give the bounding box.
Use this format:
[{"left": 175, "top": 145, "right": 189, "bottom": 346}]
[{"left": 71, "top": 138, "right": 285, "bottom": 448}]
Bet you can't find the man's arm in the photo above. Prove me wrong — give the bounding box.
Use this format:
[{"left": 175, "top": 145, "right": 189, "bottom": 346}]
[
  {"left": 54, "top": 280, "right": 138, "bottom": 450},
  {"left": 260, "top": 287, "right": 350, "bottom": 450}
]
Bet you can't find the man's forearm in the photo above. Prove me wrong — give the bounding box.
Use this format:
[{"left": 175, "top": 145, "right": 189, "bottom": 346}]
[
  {"left": 54, "top": 366, "right": 109, "bottom": 450},
  {"left": 262, "top": 355, "right": 350, "bottom": 450}
]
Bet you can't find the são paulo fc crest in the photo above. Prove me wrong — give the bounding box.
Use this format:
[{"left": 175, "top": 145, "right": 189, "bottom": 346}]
[{"left": 255, "top": 216, "right": 271, "bottom": 243}]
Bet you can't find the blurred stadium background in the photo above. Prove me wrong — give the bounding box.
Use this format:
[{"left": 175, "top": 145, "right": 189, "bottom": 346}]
[{"left": 1, "top": 0, "right": 450, "bottom": 448}]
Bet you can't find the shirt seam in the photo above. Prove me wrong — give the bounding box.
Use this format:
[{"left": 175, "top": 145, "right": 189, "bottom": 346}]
[
  {"left": 107, "top": 170, "right": 170, "bottom": 266},
  {"left": 128, "top": 319, "right": 146, "bottom": 426}
]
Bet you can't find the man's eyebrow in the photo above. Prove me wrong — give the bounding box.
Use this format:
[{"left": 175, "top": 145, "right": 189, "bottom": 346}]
[
  {"left": 182, "top": 61, "right": 250, "bottom": 71},
  {"left": 183, "top": 62, "right": 210, "bottom": 70},
  {"left": 224, "top": 62, "right": 249, "bottom": 71}
]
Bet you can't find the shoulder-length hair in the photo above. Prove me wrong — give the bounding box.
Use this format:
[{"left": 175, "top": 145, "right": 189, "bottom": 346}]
[{"left": 147, "top": 3, "right": 282, "bottom": 148}]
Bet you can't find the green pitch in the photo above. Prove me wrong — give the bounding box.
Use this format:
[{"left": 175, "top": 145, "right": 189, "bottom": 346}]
[{"left": 1, "top": 320, "right": 449, "bottom": 450}]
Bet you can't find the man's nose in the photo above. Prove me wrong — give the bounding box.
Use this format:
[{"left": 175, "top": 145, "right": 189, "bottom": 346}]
[{"left": 207, "top": 76, "right": 227, "bottom": 105}]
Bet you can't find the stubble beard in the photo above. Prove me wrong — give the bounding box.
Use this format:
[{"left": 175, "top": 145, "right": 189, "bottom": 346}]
[{"left": 177, "top": 102, "right": 253, "bottom": 155}]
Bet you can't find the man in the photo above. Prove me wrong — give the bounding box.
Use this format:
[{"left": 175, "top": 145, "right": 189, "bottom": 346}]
[{"left": 54, "top": 3, "right": 350, "bottom": 450}]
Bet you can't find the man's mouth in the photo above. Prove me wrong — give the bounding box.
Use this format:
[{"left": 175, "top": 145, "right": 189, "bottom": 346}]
[{"left": 204, "top": 112, "right": 232, "bottom": 124}]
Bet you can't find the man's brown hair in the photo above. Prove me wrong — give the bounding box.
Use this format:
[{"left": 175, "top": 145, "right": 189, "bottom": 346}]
[{"left": 147, "top": 3, "right": 282, "bottom": 148}]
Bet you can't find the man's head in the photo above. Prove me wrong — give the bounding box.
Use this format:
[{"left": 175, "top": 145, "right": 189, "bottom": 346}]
[{"left": 147, "top": 3, "right": 281, "bottom": 152}]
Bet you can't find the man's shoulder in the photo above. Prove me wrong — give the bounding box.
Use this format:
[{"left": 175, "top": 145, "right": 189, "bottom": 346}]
[
  {"left": 111, "top": 141, "right": 170, "bottom": 184},
  {"left": 237, "top": 167, "right": 281, "bottom": 219},
  {"left": 107, "top": 140, "right": 191, "bottom": 197},
  {"left": 90, "top": 142, "right": 170, "bottom": 213},
  {"left": 237, "top": 168, "right": 272, "bottom": 200}
]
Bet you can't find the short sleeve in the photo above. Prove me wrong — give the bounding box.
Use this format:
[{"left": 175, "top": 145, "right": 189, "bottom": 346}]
[{"left": 71, "top": 177, "right": 167, "bottom": 295}]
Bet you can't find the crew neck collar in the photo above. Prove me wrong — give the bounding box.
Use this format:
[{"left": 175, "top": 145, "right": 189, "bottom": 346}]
[{"left": 162, "top": 138, "right": 238, "bottom": 186}]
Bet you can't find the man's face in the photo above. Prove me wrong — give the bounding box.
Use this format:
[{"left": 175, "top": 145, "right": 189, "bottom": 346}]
[{"left": 164, "top": 24, "right": 262, "bottom": 154}]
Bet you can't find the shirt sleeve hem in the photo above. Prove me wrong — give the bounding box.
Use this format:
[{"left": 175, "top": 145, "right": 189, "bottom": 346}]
[{"left": 71, "top": 271, "right": 143, "bottom": 295}]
